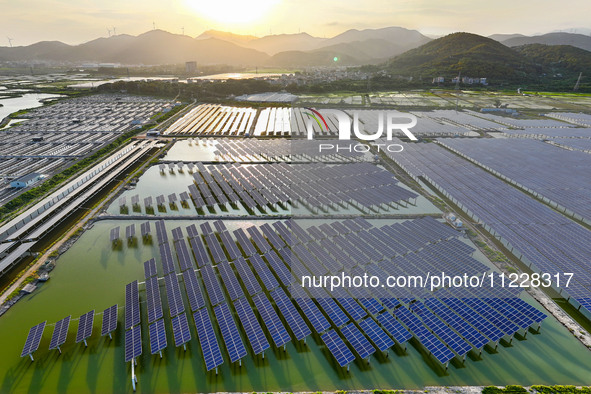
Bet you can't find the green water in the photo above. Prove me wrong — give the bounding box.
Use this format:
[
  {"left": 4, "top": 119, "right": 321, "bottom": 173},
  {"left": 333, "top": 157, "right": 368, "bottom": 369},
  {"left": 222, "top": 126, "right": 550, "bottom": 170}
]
[{"left": 1, "top": 219, "right": 591, "bottom": 393}]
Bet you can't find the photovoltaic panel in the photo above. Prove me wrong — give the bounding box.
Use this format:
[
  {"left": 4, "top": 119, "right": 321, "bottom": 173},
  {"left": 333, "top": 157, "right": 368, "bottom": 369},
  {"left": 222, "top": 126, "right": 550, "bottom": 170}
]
[
  {"left": 217, "top": 261, "right": 245, "bottom": 301},
  {"left": 376, "top": 312, "right": 412, "bottom": 345},
  {"left": 294, "top": 296, "right": 331, "bottom": 334},
  {"left": 249, "top": 254, "right": 279, "bottom": 291},
  {"left": 101, "top": 304, "right": 118, "bottom": 337},
  {"left": 159, "top": 242, "right": 176, "bottom": 275},
  {"left": 260, "top": 223, "right": 286, "bottom": 249},
  {"left": 144, "top": 258, "right": 157, "bottom": 279},
  {"left": 145, "top": 276, "right": 164, "bottom": 323},
  {"left": 233, "top": 228, "right": 257, "bottom": 257},
  {"left": 200, "top": 264, "right": 226, "bottom": 306},
  {"left": 233, "top": 257, "right": 262, "bottom": 296},
  {"left": 270, "top": 288, "right": 311, "bottom": 341},
  {"left": 174, "top": 239, "right": 194, "bottom": 272},
  {"left": 110, "top": 227, "right": 120, "bottom": 242},
  {"left": 125, "top": 224, "right": 135, "bottom": 239},
  {"left": 171, "top": 313, "right": 192, "bottom": 348},
  {"left": 214, "top": 303, "right": 247, "bottom": 363},
  {"left": 49, "top": 316, "right": 71, "bottom": 350},
  {"left": 263, "top": 250, "right": 294, "bottom": 286},
  {"left": 193, "top": 308, "right": 224, "bottom": 371},
  {"left": 252, "top": 293, "right": 291, "bottom": 348},
  {"left": 340, "top": 322, "right": 376, "bottom": 360},
  {"left": 321, "top": 329, "right": 355, "bottom": 367},
  {"left": 164, "top": 273, "right": 185, "bottom": 317},
  {"left": 76, "top": 310, "right": 94, "bottom": 343},
  {"left": 200, "top": 222, "right": 214, "bottom": 234},
  {"left": 149, "top": 319, "right": 168, "bottom": 355},
  {"left": 172, "top": 227, "right": 184, "bottom": 241},
  {"left": 155, "top": 220, "right": 168, "bottom": 244},
  {"left": 316, "top": 296, "right": 349, "bottom": 327},
  {"left": 246, "top": 226, "right": 271, "bottom": 253},
  {"left": 218, "top": 231, "right": 242, "bottom": 261},
  {"left": 125, "top": 280, "right": 140, "bottom": 329},
  {"left": 204, "top": 233, "right": 227, "bottom": 264},
  {"left": 358, "top": 318, "right": 394, "bottom": 352},
  {"left": 182, "top": 269, "right": 206, "bottom": 311},
  {"left": 213, "top": 220, "right": 228, "bottom": 233},
  {"left": 189, "top": 235, "right": 211, "bottom": 267},
  {"left": 234, "top": 297, "right": 270, "bottom": 355},
  {"left": 141, "top": 221, "right": 151, "bottom": 237},
  {"left": 21, "top": 321, "right": 46, "bottom": 357},
  {"left": 124, "top": 325, "right": 142, "bottom": 362},
  {"left": 144, "top": 196, "right": 153, "bottom": 208}
]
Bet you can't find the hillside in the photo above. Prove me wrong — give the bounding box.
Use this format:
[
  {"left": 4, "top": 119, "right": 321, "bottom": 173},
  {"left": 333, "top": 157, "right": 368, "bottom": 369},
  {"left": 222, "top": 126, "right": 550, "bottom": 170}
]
[
  {"left": 502, "top": 32, "right": 591, "bottom": 52},
  {"left": 513, "top": 44, "right": 591, "bottom": 74},
  {"left": 385, "top": 32, "right": 540, "bottom": 81}
]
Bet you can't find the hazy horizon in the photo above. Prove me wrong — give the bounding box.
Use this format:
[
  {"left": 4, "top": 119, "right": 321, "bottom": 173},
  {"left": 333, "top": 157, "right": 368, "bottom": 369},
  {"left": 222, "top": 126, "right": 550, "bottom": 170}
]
[{"left": 1, "top": 0, "right": 590, "bottom": 47}]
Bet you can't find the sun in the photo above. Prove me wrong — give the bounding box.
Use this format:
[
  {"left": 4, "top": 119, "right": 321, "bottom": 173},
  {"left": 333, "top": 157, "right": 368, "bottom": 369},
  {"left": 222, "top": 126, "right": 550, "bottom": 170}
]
[{"left": 185, "top": 0, "right": 280, "bottom": 25}]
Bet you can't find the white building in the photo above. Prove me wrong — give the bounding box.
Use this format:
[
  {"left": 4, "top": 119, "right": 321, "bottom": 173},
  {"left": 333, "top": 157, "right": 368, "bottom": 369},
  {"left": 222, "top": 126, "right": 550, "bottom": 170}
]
[{"left": 10, "top": 173, "right": 42, "bottom": 189}]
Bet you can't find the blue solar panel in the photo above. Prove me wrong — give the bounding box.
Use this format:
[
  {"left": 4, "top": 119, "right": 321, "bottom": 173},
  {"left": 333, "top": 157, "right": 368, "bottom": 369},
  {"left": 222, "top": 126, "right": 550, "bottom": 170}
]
[
  {"left": 252, "top": 293, "right": 291, "bottom": 348},
  {"left": 204, "top": 233, "right": 227, "bottom": 264},
  {"left": 376, "top": 312, "right": 412, "bottom": 345},
  {"left": 263, "top": 250, "right": 295, "bottom": 286},
  {"left": 340, "top": 322, "right": 376, "bottom": 360},
  {"left": 171, "top": 313, "right": 192, "bottom": 348},
  {"left": 145, "top": 276, "right": 164, "bottom": 323},
  {"left": 214, "top": 303, "right": 247, "bottom": 363},
  {"left": 233, "top": 257, "right": 262, "bottom": 296},
  {"left": 270, "top": 288, "right": 311, "bottom": 341},
  {"left": 316, "top": 296, "right": 349, "bottom": 327},
  {"left": 188, "top": 234, "right": 211, "bottom": 268},
  {"left": 260, "top": 223, "right": 286, "bottom": 249},
  {"left": 125, "top": 280, "right": 140, "bottom": 329},
  {"left": 294, "top": 296, "right": 331, "bottom": 334},
  {"left": 321, "top": 329, "right": 355, "bottom": 368},
  {"left": 358, "top": 318, "right": 394, "bottom": 352},
  {"left": 233, "top": 228, "right": 258, "bottom": 257},
  {"left": 76, "top": 310, "right": 94, "bottom": 343},
  {"left": 21, "top": 321, "right": 46, "bottom": 357},
  {"left": 182, "top": 269, "right": 206, "bottom": 311},
  {"left": 174, "top": 238, "right": 194, "bottom": 272},
  {"left": 200, "top": 264, "right": 226, "bottom": 306},
  {"left": 334, "top": 295, "right": 367, "bottom": 322},
  {"left": 101, "top": 304, "right": 118, "bottom": 337},
  {"left": 149, "top": 319, "right": 167, "bottom": 355},
  {"left": 193, "top": 308, "right": 224, "bottom": 371},
  {"left": 441, "top": 296, "right": 503, "bottom": 343},
  {"left": 144, "top": 258, "right": 157, "bottom": 279},
  {"left": 249, "top": 254, "right": 279, "bottom": 291},
  {"left": 159, "top": 242, "right": 177, "bottom": 275},
  {"left": 155, "top": 220, "right": 168, "bottom": 244},
  {"left": 124, "top": 326, "right": 142, "bottom": 362},
  {"left": 246, "top": 226, "right": 271, "bottom": 253},
  {"left": 462, "top": 297, "right": 519, "bottom": 336},
  {"left": 217, "top": 261, "right": 245, "bottom": 301},
  {"left": 234, "top": 297, "right": 270, "bottom": 356},
  {"left": 164, "top": 274, "right": 185, "bottom": 317},
  {"left": 49, "top": 316, "right": 70, "bottom": 350},
  {"left": 218, "top": 230, "right": 242, "bottom": 261}
]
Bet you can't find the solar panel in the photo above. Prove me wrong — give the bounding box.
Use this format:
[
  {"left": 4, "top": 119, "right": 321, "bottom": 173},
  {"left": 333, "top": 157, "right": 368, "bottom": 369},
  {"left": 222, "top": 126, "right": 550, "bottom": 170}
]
[
  {"left": 141, "top": 221, "right": 151, "bottom": 237},
  {"left": 294, "top": 296, "right": 331, "bottom": 334},
  {"left": 233, "top": 257, "right": 262, "bottom": 296},
  {"left": 149, "top": 319, "right": 168, "bottom": 355},
  {"left": 252, "top": 293, "right": 291, "bottom": 348},
  {"left": 270, "top": 288, "right": 311, "bottom": 341},
  {"left": 164, "top": 274, "right": 185, "bottom": 317},
  {"left": 358, "top": 318, "right": 394, "bottom": 352},
  {"left": 131, "top": 194, "right": 140, "bottom": 205},
  {"left": 376, "top": 312, "right": 412, "bottom": 345},
  {"left": 341, "top": 322, "right": 376, "bottom": 360},
  {"left": 171, "top": 313, "right": 192, "bottom": 348},
  {"left": 110, "top": 227, "right": 120, "bottom": 242},
  {"left": 155, "top": 220, "right": 168, "bottom": 244},
  {"left": 182, "top": 269, "right": 206, "bottom": 311},
  {"left": 246, "top": 226, "right": 271, "bottom": 253},
  {"left": 101, "top": 304, "right": 118, "bottom": 337},
  {"left": 188, "top": 235, "right": 211, "bottom": 267},
  {"left": 217, "top": 261, "right": 245, "bottom": 301},
  {"left": 249, "top": 254, "right": 279, "bottom": 291},
  {"left": 200, "top": 264, "right": 226, "bottom": 306},
  {"left": 218, "top": 231, "right": 242, "bottom": 261},
  {"left": 125, "top": 280, "right": 140, "bottom": 329},
  {"left": 213, "top": 220, "right": 228, "bottom": 233},
  {"left": 233, "top": 297, "right": 270, "bottom": 356},
  {"left": 263, "top": 250, "right": 294, "bottom": 286},
  {"left": 159, "top": 242, "right": 176, "bottom": 275},
  {"left": 316, "top": 296, "right": 349, "bottom": 327},
  {"left": 174, "top": 239, "right": 194, "bottom": 272},
  {"left": 49, "top": 316, "right": 71, "bottom": 350},
  {"left": 76, "top": 310, "right": 94, "bottom": 344},
  {"left": 214, "top": 303, "right": 247, "bottom": 363},
  {"left": 233, "top": 228, "right": 258, "bottom": 257},
  {"left": 204, "top": 233, "right": 227, "bottom": 264},
  {"left": 321, "top": 329, "right": 355, "bottom": 368},
  {"left": 144, "top": 258, "right": 157, "bottom": 279},
  {"left": 172, "top": 227, "right": 184, "bottom": 241},
  {"left": 192, "top": 308, "right": 224, "bottom": 371},
  {"left": 125, "top": 224, "right": 135, "bottom": 239},
  {"left": 124, "top": 325, "right": 142, "bottom": 362},
  {"left": 145, "top": 276, "right": 164, "bottom": 323},
  {"left": 21, "top": 321, "right": 46, "bottom": 358},
  {"left": 144, "top": 196, "right": 153, "bottom": 208}
]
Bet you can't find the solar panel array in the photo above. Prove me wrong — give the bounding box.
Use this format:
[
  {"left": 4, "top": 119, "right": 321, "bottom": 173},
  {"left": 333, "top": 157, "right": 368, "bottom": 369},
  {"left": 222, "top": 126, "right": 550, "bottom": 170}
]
[
  {"left": 321, "top": 329, "right": 356, "bottom": 367},
  {"left": 101, "top": 305, "right": 118, "bottom": 337},
  {"left": 214, "top": 303, "right": 247, "bottom": 363},
  {"left": 234, "top": 297, "right": 269, "bottom": 356},
  {"left": 171, "top": 313, "right": 192, "bottom": 348},
  {"left": 76, "top": 310, "right": 94, "bottom": 343},
  {"left": 124, "top": 326, "right": 142, "bottom": 362},
  {"left": 193, "top": 308, "right": 224, "bottom": 371},
  {"left": 21, "top": 321, "right": 46, "bottom": 357},
  {"left": 125, "top": 281, "right": 140, "bottom": 330},
  {"left": 145, "top": 276, "right": 164, "bottom": 323},
  {"left": 49, "top": 316, "right": 71, "bottom": 350},
  {"left": 252, "top": 293, "right": 291, "bottom": 348},
  {"left": 149, "top": 319, "right": 167, "bottom": 355}
]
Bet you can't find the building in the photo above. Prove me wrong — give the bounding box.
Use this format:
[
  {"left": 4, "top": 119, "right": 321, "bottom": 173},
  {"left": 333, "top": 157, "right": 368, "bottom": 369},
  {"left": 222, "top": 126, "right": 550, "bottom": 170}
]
[
  {"left": 10, "top": 173, "right": 43, "bottom": 189},
  {"left": 433, "top": 76, "right": 445, "bottom": 83},
  {"left": 185, "top": 61, "right": 197, "bottom": 73}
]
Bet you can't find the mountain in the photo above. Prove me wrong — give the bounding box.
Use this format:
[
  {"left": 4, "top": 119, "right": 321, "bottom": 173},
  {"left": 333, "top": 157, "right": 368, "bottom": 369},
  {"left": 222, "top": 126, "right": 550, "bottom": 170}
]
[
  {"left": 196, "top": 30, "right": 258, "bottom": 45},
  {"left": 325, "top": 26, "right": 431, "bottom": 49},
  {"left": 502, "top": 32, "right": 591, "bottom": 52},
  {"left": 244, "top": 33, "right": 326, "bottom": 55},
  {"left": 488, "top": 33, "right": 526, "bottom": 42},
  {"left": 385, "top": 32, "right": 539, "bottom": 80},
  {"left": 513, "top": 44, "right": 591, "bottom": 74},
  {"left": 0, "top": 30, "right": 269, "bottom": 66},
  {"left": 267, "top": 50, "right": 362, "bottom": 67}
]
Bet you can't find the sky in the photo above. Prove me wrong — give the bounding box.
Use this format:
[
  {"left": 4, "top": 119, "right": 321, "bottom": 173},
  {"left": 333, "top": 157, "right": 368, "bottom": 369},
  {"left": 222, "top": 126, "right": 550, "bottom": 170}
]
[{"left": 1, "top": 0, "right": 590, "bottom": 46}]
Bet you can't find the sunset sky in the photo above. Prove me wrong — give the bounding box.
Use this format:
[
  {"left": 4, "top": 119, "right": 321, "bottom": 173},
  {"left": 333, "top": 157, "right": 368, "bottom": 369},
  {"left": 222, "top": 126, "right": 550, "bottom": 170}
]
[{"left": 1, "top": 0, "right": 589, "bottom": 46}]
